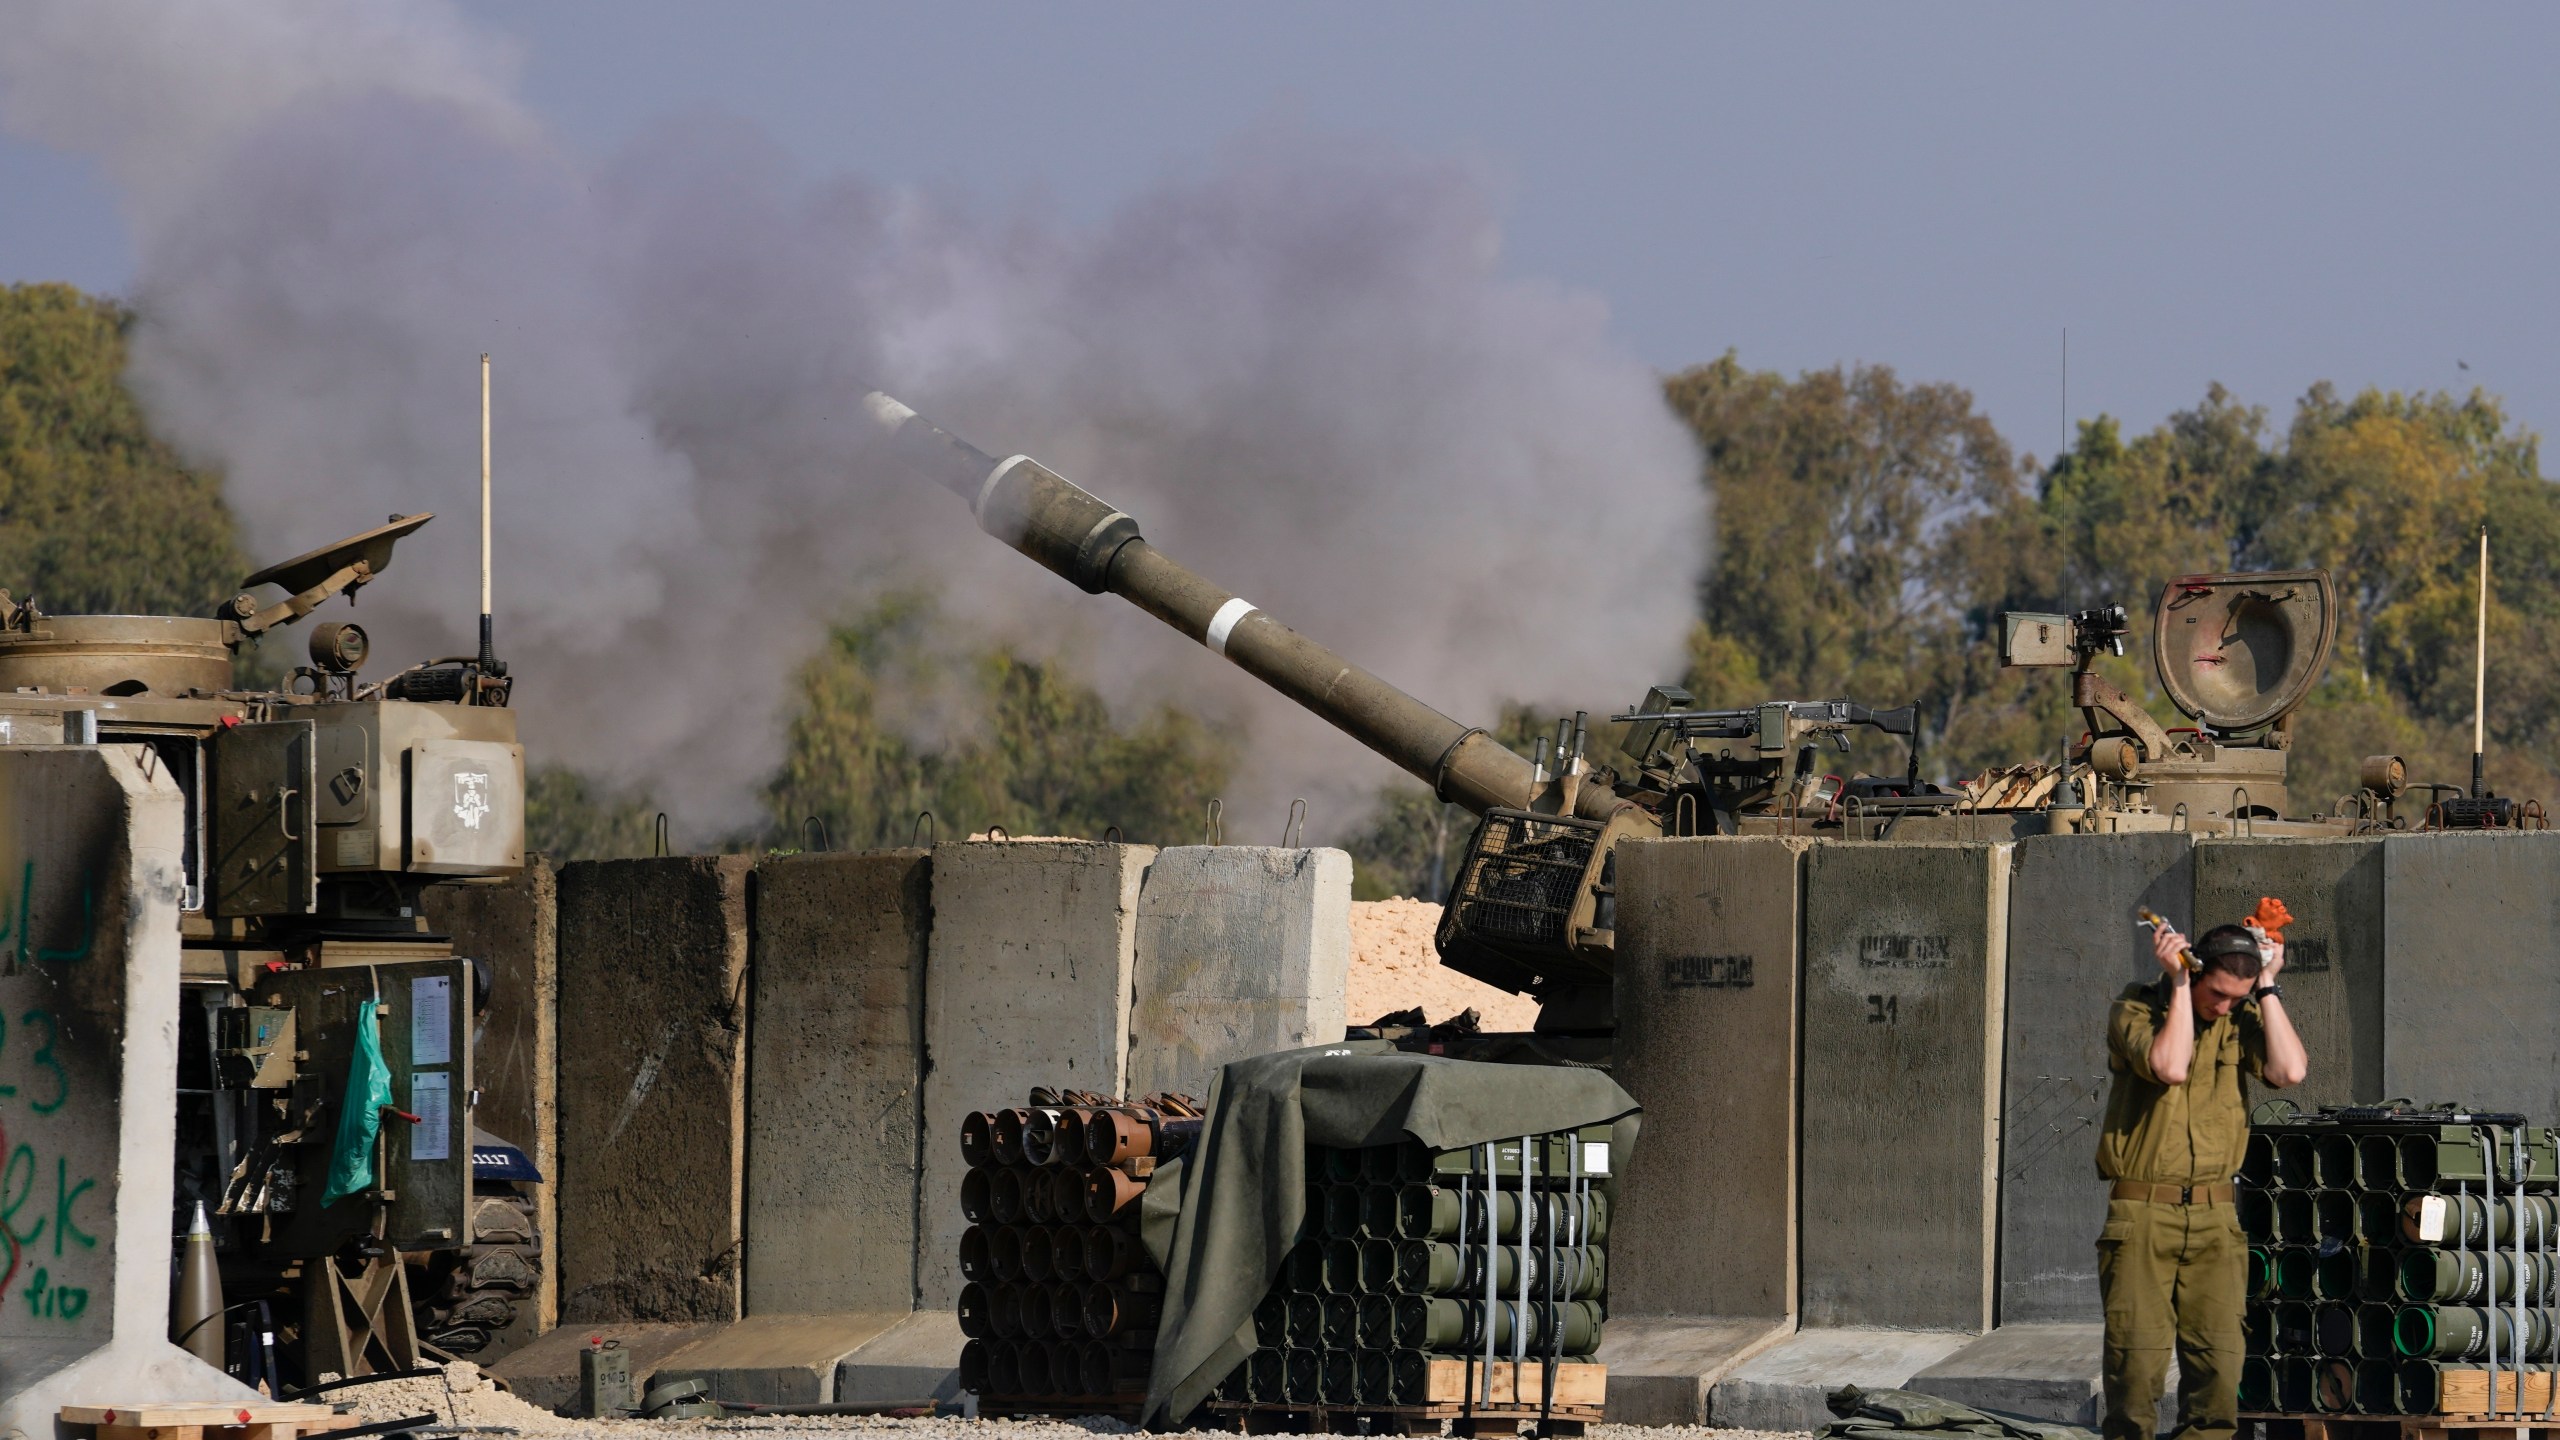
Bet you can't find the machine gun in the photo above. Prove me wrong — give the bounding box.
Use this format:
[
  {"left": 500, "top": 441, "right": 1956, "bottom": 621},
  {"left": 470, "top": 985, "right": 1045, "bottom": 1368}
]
[
  {"left": 1616, "top": 692, "right": 1921, "bottom": 825},
  {"left": 859, "top": 392, "right": 1951, "bottom": 1033}
]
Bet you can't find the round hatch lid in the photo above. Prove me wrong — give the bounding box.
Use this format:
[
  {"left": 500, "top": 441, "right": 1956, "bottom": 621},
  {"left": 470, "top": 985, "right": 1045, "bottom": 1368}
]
[{"left": 2151, "top": 569, "right": 2336, "bottom": 733}]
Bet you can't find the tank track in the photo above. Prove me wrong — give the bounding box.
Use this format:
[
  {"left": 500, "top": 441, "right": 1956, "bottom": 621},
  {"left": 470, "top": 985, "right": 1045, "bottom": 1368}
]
[{"left": 413, "top": 1190, "right": 542, "bottom": 1355}]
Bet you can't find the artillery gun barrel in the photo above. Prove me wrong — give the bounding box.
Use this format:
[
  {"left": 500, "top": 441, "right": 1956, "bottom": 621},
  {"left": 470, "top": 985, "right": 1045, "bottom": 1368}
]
[{"left": 862, "top": 392, "right": 1599, "bottom": 821}]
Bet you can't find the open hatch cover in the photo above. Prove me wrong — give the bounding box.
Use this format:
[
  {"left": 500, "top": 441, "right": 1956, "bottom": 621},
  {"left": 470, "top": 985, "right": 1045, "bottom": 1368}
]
[{"left": 2151, "top": 569, "right": 2336, "bottom": 734}]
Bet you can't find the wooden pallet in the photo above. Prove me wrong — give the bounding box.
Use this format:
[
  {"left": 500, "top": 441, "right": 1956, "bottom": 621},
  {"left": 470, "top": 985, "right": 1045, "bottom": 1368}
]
[
  {"left": 61, "top": 1404, "right": 341, "bottom": 1440},
  {"left": 1209, "top": 1361, "right": 1606, "bottom": 1436},
  {"left": 2247, "top": 1413, "right": 2560, "bottom": 1440},
  {"left": 1208, "top": 1401, "right": 1603, "bottom": 1436}
]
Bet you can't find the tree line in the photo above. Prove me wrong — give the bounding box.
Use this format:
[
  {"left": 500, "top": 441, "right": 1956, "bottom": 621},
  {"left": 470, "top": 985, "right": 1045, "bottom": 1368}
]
[{"left": 6, "top": 281, "right": 2547, "bottom": 891}]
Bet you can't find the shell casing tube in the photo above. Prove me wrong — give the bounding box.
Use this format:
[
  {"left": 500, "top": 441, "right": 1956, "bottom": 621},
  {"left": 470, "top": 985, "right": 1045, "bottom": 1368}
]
[
  {"left": 2240, "top": 1357, "right": 2276, "bottom": 1411},
  {"left": 1391, "top": 1296, "right": 1604, "bottom": 1356},
  {"left": 2355, "top": 1358, "right": 2400, "bottom": 1415},
  {"left": 2358, "top": 1303, "right": 2398, "bottom": 1360},
  {"left": 1286, "top": 1348, "right": 1321, "bottom": 1403},
  {"left": 2398, "top": 1247, "right": 2558, "bottom": 1305},
  {"left": 1358, "top": 1293, "right": 1397, "bottom": 1348},
  {"left": 2394, "top": 1305, "right": 2560, "bottom": 1362},
  {"left": 988, "top": 1282, "right": 1024, "bottom": 1339},
  {"left": 2315, "top": 1302, "right": 2357, "bottom": 1357},
  {"left": 1048, "top": 1279, "right": 1085, "bottom": 1340}
]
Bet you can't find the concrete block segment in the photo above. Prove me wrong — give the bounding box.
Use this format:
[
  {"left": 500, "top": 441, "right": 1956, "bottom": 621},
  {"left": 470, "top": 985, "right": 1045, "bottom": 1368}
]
[
  {"left": 2193, "top": 837, "right": 2382, "bottom": 1109},
  {"left": 1797, "top": 841, "right": 2012, "bottom": 1333},
  {"left": 420, "top": 856, "right": 558, "bottom": 1350},
  {"left": 1596, "top": 1316, "right": 1791, "bottom": 1426},
  {"left": 0, "top": 747, "right": 252, "bottom": 1434},
  {"left": 836, "top": 1309, "right": 970, "bottom": 1403},
  {"left": 1909, "top": 1322, "right": 2173, "bottom": 1429},
  {"left": 1610, "top": 836, "right": 1807, "bottom": 1322},
  {"left": 745, "top": 849, "right": 931, "bottom": 1316},
  {"left": 1126, "top": 845, "right": 1351, "bottom": 1101},
  {"left": 2000, "top": 832, "right": 2194, "bottom": 1324},
  {"left": 918, "top": 840, "right": 1151, "bottom": 1308},
  {"left": 1709, "top": 1328, "right": 1975, "bottom": 1432},
  {"left": 2382, "top": 832, "right": 2560, "bottom": 1119},
  {"left": 648, "top": 1312, "right": 907, "bottom": 1405},
  {"left": 555, "top": 855, "right": 754, "bottom": 1324},
  {"left": 487, "top": 1321, "right": 725, "bottom": 1414}
]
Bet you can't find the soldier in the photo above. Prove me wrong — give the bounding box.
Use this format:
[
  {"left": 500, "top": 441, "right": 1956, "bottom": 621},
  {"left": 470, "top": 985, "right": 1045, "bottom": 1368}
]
[{"left": 2097, "top": 918, "right": 2307, "bottom": 1440}]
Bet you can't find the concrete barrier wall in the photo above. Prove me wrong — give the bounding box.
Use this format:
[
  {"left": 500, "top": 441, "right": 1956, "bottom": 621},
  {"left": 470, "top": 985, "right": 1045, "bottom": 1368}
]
[
  {"left": 2193, "top": 838, "right": 2382, "bottom": 1109},
  {"left": 1612, "top": 836, "right": 1807, "bottom": 1321},
  {"left": 420, "top": 856, "right": 558, "bottom": 1344},
  {"left": 917, "top": 840, "right": 1150, "bottom": 1308},
  {"left": 1798, "top": 841, "right": 2011, "bottom": 1333},
  {"left": 745, "top": 850, "right": 931, "bottom": 1316},
  {"left": 0, "top": 747, "right": 248, "bottom": 1429},
  {"left": 2382, "top": 832, "right": 2560, "bottom": 1118},
  {"left": 556, "top": 855, "right": 754, "bottom": 1324},
  {"left": 1998, "top": 832, "right": 2193, "bottom": 1324},
  {"left": 1126, "top": 845, "right": 1351, "bottom": 1102}
]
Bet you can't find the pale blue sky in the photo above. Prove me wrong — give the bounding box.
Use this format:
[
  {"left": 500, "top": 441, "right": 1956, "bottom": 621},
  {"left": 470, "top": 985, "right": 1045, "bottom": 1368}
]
[{"left": 6, "top": 3, "right": 2556, "bottom": 462}]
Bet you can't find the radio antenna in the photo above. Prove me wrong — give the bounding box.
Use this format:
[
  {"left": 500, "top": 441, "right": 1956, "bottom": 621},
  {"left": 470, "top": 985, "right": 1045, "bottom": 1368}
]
[
  {"left": 2472, "top": 521, "right": 2489, "bottom": 798},
  {"left": 479, "top": 353, "right": 498, "bottom": 687}
]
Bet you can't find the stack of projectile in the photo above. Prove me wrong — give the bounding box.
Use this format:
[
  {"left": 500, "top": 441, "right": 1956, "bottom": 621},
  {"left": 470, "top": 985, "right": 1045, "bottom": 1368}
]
[
  {"left": 1213, "top": 1131, "right": 1611, "bottom": 1414},
  {"left": 2240, "top": 1105, "right": 2560, "bottom": 1418},
  {"left": 956, "top": 1087, "right": 1202, "bottom": 1416}
]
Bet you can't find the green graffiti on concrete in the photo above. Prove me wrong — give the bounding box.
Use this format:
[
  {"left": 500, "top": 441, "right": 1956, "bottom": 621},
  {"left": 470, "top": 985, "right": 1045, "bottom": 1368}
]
[
  {"left": 0, "top": 859, "right": 98, "bottom": 970},
  {"left": 20, "top": 1264, "right": 88, "bottom": 1321}
]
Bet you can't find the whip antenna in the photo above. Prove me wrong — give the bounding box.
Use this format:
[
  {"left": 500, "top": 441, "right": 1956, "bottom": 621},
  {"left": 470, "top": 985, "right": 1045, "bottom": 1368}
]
[
  {"left": 478, "top": 353, "right": 500, "bottom": 687},
  {"left": 2473, "top": 521, "right": 2489, "bottom": 798}
]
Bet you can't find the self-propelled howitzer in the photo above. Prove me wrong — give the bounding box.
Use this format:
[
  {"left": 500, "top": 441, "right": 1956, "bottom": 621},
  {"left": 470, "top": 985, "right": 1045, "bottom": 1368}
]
[{"left": 860, "top": 393, "right": 1927, "bottom": 1033}]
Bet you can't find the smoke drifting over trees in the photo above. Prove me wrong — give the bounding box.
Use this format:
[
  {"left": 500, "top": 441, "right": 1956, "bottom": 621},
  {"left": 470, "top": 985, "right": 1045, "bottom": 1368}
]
[{"left": 0, "top": 0, "right": 1707, "bottom": 840}]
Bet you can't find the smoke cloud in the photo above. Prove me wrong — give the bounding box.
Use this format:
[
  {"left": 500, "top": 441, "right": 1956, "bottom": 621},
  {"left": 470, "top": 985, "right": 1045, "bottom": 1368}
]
[{"left": 0, "top": 0, "right": 1706, "bottom": 841}]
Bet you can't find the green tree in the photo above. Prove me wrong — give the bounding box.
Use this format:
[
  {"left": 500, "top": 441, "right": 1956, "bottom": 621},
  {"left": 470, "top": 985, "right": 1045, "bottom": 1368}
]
[
  {"left": 1663, "top": 351, "right": 2060, "bottom": 782},
  {"left": 765, "top": 592, "right": 1235, "bottom": 847},
  {"left": 0, "top": 283, "right": 244, "bottom": 613},
  {"left": 525, "top": 766, "right": 663, "bottom": 863}
]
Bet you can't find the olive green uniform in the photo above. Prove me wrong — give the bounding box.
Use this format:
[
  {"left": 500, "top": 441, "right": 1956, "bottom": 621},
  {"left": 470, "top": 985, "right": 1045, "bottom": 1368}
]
[{"left": 2096, "top": 980, "right": 2270, "bottom": 1440}]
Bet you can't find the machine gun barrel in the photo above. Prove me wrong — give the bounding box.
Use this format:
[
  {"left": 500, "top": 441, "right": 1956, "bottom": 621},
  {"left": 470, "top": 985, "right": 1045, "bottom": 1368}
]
[{"left": 861, "top": 392, "right": 1574, "bottom": 819}]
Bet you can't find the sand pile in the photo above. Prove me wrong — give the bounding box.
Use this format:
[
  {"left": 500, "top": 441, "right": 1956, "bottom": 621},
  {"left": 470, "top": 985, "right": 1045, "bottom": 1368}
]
[
  {"left": 1345, "top": 898, "right": 1540, "bottom": 1031},
  {"left": 331, "top": 1361, "right": 584, "bottom": 1434}
]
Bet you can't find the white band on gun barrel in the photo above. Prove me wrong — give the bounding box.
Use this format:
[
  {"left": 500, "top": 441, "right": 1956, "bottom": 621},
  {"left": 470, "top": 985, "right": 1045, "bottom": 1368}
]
[
  {"left": 859, "top": 391, "right": 919, "bottom": 430},
  {"left": 1205, "top": 597, "right": 1258, "bottom": 657},
  {"left": 977, "top": 455, "right": 1039, "bottom": 522}
]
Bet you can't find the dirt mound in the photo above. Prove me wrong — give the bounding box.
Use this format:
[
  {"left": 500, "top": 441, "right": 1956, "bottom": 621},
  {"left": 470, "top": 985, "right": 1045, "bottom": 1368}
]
[{"left": 1346, "top": 898, "right": 1540, "bottom": 1032}]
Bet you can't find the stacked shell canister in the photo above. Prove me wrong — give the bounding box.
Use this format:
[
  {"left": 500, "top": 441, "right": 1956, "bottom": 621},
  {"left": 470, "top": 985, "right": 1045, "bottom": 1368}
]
[
  {"left": 957, "top": 1088, "right": 1202, "bottom": 1414},
  {"left": 2240, "top": 1110, "right": 2560, "bottom": 1417},
  {"left": 1213, "top": 1129, "right": 1612, "bottom": 1410}
]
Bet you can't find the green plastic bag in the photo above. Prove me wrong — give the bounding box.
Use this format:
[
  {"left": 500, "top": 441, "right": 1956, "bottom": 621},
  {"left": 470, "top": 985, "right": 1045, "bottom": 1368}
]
[{"left": 321, "top": 999, "right": 394, "bottom": 1207}]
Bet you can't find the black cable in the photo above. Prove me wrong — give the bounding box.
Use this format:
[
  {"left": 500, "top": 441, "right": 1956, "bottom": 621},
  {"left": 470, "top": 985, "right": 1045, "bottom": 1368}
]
[
  {"left": 173, "top": 1297, "right": 269, "bottom": 1348},
  {"left": 305, "top": 1417, "right": 438, "bottom": 1440}
]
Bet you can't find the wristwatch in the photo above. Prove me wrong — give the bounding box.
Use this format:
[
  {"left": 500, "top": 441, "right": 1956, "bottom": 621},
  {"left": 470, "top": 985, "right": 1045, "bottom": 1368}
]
[{"left": 2252, "top": 983, "right": 2284, "bottom": 1003}]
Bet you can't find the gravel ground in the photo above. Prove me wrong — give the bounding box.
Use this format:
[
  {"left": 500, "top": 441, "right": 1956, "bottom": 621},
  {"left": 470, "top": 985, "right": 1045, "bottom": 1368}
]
[{"left": 330, "top": 1364, "right": 1808, "bottom": 1440}]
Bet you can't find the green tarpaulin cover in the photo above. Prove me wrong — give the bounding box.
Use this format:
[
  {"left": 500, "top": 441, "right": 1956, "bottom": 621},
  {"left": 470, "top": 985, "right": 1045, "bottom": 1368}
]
[
  {"left": 321, "top": 996, "right": 394, "bottom": 1207},
  {"left": 1820, "top": 1386, "right": 2101, "bottom": 1440},
  {"left": 1136, "top": 1039, "right": 1641, "bottom": 1426}
]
